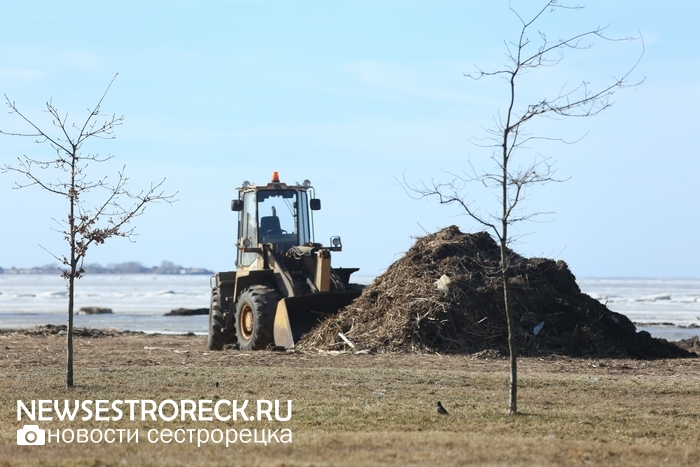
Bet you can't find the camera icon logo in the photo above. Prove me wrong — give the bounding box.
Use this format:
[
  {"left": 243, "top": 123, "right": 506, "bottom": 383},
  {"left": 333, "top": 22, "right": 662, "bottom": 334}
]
[{"left": 17, "top": 425, "right": 46, "bottom": 446}]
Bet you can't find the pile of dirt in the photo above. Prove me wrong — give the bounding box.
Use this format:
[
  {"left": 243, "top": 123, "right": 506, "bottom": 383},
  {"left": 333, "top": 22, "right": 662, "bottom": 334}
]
[
  {"left": 676, "top": 336, "right": 700, "bottom": 354},
  {"left": 299, "top": 226, "right": 695, "bottom": 359}
]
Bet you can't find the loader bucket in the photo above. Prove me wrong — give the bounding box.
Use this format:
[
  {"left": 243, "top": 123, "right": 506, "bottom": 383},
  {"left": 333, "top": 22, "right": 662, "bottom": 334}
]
[{"left": 273, "top": 290, "right": 361, "bottom": 348}]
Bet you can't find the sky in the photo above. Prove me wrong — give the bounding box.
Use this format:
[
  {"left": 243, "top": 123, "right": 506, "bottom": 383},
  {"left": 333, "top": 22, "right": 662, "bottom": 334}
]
[{"left": 1, "top": 1, "right": 698, "bottom": 279}]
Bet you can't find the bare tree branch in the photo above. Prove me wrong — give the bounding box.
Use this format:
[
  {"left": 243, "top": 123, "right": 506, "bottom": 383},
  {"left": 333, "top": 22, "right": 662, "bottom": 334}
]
[
  {"left": 0, "top": 74, "right": 177, "bottom": 387},
  {"left": 403, "top": 0, "right": 643, "bottom": 415}
]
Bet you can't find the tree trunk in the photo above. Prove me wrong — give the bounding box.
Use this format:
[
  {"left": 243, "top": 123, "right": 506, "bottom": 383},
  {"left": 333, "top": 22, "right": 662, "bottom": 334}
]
[
  {"left": 501, "top": 108, "right": 517, "bottom": 413},
  {"left": 67, "top": 158, "right": 76, "bottom": 389},
  {"left": 501, "top": 255, "right": 517, "bottom": 414},
  {"left": 66, "top": 272, "right": 74, "bottom": 388}
]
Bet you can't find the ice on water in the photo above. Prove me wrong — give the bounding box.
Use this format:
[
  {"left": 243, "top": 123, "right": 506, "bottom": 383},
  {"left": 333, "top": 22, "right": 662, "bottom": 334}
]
[
  {"left": 0, "top": 274, "right": 211, "bottom": 334},
  {"left": 578, "top": 278, "right": 700, "bottom": 326},
  {"left": 1, "top": 275, "right": 699, "bottom": 339},
  {"left": 578, "top": 278, "right": 700, "bottom": 341}
]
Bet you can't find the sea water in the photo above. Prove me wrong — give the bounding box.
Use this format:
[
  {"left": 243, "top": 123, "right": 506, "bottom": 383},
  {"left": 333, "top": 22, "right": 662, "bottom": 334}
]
[
  {"left": 0, "top": 274, "right": 211, "bottom": 335},
  {"left": 0, "top": 274, "right": 699, "bottom": 340},
  {"left": 577, "top": 278, "right": 700, "bottom": 341}
]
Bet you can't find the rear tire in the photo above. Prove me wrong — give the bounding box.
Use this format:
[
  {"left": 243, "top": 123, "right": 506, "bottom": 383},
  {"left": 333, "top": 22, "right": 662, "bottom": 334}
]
[
  {"left": 208, "top": 288, "right": 234, "bottom": 350},
  {"left": 234, "top": 285, "right": 280, "bottom": 350}
]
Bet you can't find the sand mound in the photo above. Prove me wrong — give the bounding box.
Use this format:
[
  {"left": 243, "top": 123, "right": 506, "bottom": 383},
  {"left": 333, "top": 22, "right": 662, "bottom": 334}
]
[{"left": 299, "top": 226, "right": 694, "bottom": 358}]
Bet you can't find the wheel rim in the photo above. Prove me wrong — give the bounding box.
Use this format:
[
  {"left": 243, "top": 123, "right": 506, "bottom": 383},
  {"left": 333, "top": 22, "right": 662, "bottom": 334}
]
[{"left": 240, "top": 304, "right": 254, "bottom": 340}]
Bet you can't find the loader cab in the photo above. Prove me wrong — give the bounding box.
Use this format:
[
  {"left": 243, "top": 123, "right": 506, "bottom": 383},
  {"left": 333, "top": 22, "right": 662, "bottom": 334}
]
[{"left": 234, "top": 179, "right": 315, "bottom": 269}]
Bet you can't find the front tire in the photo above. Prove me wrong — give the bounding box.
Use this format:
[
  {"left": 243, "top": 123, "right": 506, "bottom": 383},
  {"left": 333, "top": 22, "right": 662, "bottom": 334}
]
[
  {"left": 234, "top": 285, "right": 280, "bottom": 350},
  {"left": 208, "top": 288, "right": 235, "bottom": 350}
]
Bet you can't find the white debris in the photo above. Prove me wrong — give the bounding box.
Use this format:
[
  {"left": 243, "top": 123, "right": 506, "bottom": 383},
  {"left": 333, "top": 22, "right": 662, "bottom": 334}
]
[
  {"left": 434, "top": 274, "right": 451, "bottom": 293},
  {"left": 533, "top": 321, "right": 545, "bottom": 336},
  {"left": 338, "top": 331, "right": 356, "bottom": 349}
]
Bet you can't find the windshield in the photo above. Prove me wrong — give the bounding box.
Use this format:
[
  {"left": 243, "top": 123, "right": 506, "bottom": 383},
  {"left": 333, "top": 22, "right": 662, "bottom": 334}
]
[{"left": 257, "top": 190, "right": 310, "bottom": 248}]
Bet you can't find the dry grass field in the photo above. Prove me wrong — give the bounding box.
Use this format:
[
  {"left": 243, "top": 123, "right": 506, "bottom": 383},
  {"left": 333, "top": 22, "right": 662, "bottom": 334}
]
[{"left": 1, "top": 330, "right": 699, "bottom": 466}]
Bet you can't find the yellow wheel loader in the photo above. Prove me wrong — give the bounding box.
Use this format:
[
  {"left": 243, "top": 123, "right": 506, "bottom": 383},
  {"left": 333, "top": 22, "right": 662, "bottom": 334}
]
[{"left": 207, "top": 172, "right": 362, "bottom": 351}]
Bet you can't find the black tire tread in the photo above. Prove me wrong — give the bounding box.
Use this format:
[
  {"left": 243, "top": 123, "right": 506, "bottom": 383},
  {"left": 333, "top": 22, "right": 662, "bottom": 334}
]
[
  {"left": 234, "top": 285, "right": 280, "bottom": 350},
  {"left": 208, "top": 288, "right": 234, "bottom": 350}
]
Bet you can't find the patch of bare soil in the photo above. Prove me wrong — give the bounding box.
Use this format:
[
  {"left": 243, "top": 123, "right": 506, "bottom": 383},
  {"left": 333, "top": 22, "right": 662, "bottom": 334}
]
[
  {"left": 1, "top": 324, "right": 149, "bottom": 338},
  {"left": 300, "top": 226, "right": 696, "bottom": 359},
  {"left": 1, "top": 329, "right": 699, "bottom": 377}
]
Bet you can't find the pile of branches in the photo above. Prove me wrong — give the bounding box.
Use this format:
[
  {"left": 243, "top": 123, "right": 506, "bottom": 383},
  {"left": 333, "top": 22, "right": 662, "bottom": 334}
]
[{"left": 299, "top": 226, "right": 693, "bottom": 358}]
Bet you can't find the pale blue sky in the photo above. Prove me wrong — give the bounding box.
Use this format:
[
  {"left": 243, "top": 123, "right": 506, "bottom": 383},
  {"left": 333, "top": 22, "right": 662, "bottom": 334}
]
[{"left": 1, "top": 1, "right": 698, "bottom": 279}]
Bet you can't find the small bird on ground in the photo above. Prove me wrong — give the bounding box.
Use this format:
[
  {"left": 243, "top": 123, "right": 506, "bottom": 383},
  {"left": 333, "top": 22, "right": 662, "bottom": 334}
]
[{"left": 436, "top": 401, "right": 449, "bottom": 415}]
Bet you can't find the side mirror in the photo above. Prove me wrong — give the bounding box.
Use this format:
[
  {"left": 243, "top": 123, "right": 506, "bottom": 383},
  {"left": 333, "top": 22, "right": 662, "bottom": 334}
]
[
  {"left": 310, "top": 198, "right": 321, "bottom": 211},
  {"left": 231, "top": 199, "right": 243, "bottom": 211}
]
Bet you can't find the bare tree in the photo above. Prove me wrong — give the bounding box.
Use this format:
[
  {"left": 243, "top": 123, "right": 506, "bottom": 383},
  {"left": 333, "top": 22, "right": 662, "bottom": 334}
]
[
  {"left": 1, "top": 75, "right": 177, "bottom": 388},
  {"left": 407, "top": 1, "right": 642, "bottom": 414}
]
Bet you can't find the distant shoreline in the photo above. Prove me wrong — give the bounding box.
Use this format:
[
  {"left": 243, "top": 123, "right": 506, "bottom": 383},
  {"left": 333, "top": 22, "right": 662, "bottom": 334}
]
[
  {"left": 0, "top": 261, "right": 213, "bottom": 275},
  {"left": 0, "top": 270, "right": 213, "bottom": 275}
]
